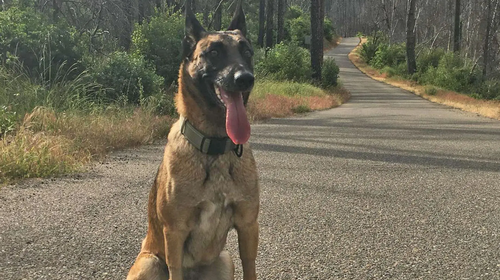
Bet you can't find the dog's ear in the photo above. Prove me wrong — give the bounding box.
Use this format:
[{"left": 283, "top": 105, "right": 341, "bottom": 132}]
[
  {"left": 183, "top": 0, "right": 206, "bottom": 58},
  {"left": 227, "top": 0, "right": 247, "bottom": 37}
]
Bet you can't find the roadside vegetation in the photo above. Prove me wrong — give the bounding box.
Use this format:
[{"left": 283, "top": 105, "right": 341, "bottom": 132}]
[
  {"left": 350, "top": 35, "right": 500, "bottom": 120},
  {"left": 0, "top": 2, "right": 346, "bottom": 184},
  {"left": 329, "top": 0, "right": 499, "bottom": 120}
]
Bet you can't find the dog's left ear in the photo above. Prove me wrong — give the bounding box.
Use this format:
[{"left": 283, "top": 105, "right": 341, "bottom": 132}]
[
  {"left": 227, "top": 1, "right": 247, "bottom": 37},
  {"left": 183, "top": 0, "right": 206, "bottom": 58}
]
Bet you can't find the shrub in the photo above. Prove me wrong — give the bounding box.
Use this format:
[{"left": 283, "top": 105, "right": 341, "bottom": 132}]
[
  {"left": 287, "top": 15, "right": 310, "bottom": 45},
  {"left": 0, "top": 7, "right": 83, "bottom": 81},
  {"left": 381, "top": 66, "right": 397, "bottom": 78},
  {"left": 417, "top": 48, "right": 446, "bottom": 75},
  {"left": 370, "top": 43, "right": 406, "bottom": 70},
  {"left": 424, "top": 86, "right": 438, "bottom": 96},
  {"left": 359, "top": 33, "right": 386, "bottom": 64},
  {"left": 132, "top": 11, "right": 184, "bottom": 86},
  {"left": 285, "top": 7, "right": 336, "bottom": 45},
  {"left": 420, "top": 52, "right": 480, "bottom": 93},
  {"left": 255, "top": 42, "right": 312, "bottom": 82},
  {"left": 323, "top": 18, "right": 336, "bottom": 42},
  {"left": 468, "top": 93, "right": 482, "bottom": 100},
  {"left": 292, "top": 104, "right": 311, "bottom": 114},
  {"left": 321, "top": 58, "right": 339, "bottom": 88},
  {"left": 87, "top": 52, "right": 164, "bottom": 104},
  {"left": 477, "top": 80, "right": 500, "bottom": 100},
  {"left": 286, "top": 5, "right": 304, "bottom": 20}
]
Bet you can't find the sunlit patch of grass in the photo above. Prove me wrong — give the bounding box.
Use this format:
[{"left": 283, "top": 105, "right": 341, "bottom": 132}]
[
  {"left": 248, "top": 80, "right": 350, "bottom": 121},
  {"left": 0, "top": 107, "right": 173, "bottom": 184},
  {"left": 0, "top": 129, "right": 87, "bottom": 181}
]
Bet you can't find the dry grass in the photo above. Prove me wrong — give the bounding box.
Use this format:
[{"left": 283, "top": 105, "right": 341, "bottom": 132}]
[
  {"left": 0, "top": 107, "right": 173, "bottom": 184},
  {"left": 1, "top": 80, "right": 350, "bottom": 184},
  {"left": 349, "top": 38, "right": 500, "bottom": 120},
  {"left": 324, "top": 37, "right": 342, "bottom": 51},
  {"left": 247, "top": 81, "right": 350, "bottom": 122}
]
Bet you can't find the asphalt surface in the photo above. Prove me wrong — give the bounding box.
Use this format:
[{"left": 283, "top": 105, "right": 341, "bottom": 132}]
[{"left": 1, "top": 37, "right": 500, "bottom": 279}]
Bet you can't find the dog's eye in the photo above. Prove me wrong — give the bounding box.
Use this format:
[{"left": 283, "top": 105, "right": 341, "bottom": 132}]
[
  {"left": 210, "top": 50, "right": 219, "bottom": 57},
  {"left": 244, "top": 50, "right": 252, "bottom": 58}
]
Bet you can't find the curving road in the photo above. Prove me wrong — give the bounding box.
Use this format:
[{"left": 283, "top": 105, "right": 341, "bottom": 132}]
[{"left": 1, "top": 37, "right": 500, "bottom": 279}]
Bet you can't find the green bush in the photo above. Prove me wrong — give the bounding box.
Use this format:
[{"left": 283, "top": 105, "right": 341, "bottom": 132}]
[
  {"left": 321, "top": 58, "right": 339, "bottom": 88},
  {"left": 285, "top": 6, "right": 336, "bottom": 45},
  {"left": 292, "top": 104, "right": 311, "bottom": 114},
  {"left": 424, "top": 86, "right": 438, "bottom": 96},
  {"left": 370, "top": 43, "right": 406, "bottom": 70},
  {"left": 323, "top": 18, "right": 336, "bottom": 42},
  {"left": 286, "top": 5, "right": 304, "bottom": 20},
  {"left": 416, "top": 48, "right": 446, "bottom": 75},
  {"left": 359, "top": 33, "right": 387, "bottom": 64},
  {"left": 381, "top": 66, "right": 397, "bottom": 78},
  {"left": 477, "top": 80, "right": 500, "bottom": 100},
  {"left": 287, "top": 15, "right": 310, "bottom": 45},
  {"left": 132, "top": 11, "right": 184, "bottom": 86},
  {"left": 255, "top": 42, "right": 311, "bottom": 82},
  {"left": 420, "top": 52, "right": 480, "bottom": 93},
  {"left": 0, "top": 7, "right": 83, "bottom": 81},
  {"left": 87, "top": 52, "right": 164, "bottom": 104}
]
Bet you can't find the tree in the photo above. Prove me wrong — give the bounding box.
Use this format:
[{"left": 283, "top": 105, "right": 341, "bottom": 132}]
[
  {"left": 258, "top": 0, "right": 265, "bottom": 47},
  {"left": 214, "top": 0, "right": 223, "bottom": 30},
  {"left": 277, "top": 0, "right": 286, "bottom": 43},
  {"left": 483, "top": 0, "right": 493, "bottom": 77},
  {"left": 310, "top": 0, "right": 324, "bottom": 81},
  {"left": 453, "top": 0, "right": 461, "bottom": 52},
  {"left": 266, "top": 0, "right": 274, "bottom": 49},
  {"left": 406, "top": 0, "right": 417, "bottom": 75}
]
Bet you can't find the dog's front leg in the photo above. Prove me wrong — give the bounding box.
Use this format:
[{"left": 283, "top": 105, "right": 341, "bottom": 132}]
[
  {"left": 163, "top": 227, "right": 189, "bottom": 280},
  {"left": 235, "top": 204, "right": 259, "bottom": 280}
]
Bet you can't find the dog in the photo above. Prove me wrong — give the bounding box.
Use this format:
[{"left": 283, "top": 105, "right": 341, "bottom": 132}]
[{"left": 126, "top": 2, "right": 259, "bottom": 280}]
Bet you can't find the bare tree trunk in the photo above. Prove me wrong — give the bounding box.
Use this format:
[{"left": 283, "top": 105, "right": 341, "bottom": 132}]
[
  {"left": 483, "top": 0, "right": 492, "bottom": 77},
  {"left": 453, "top": 0, "right": 461, "bottom": 52},
  {"left": 258, "top": 0, "right": 265, "bottom": 47},
  {"left": 203, "top": 1, "right": 210, "bottom": 26},
  {"left": 52, "top": 0, "right": 60, "bottom": 21},
  {"left": 311, "top": 0, "right": 324, "bottom": 81},
  {"left": 214, "top": 0, "right": 223, "bottom": 31},
  {"left": 277, "top": 0, "right": 286, "bottom": 43},
  {"left": 406, "top": 0, "right": 417, "bottom": 75},
  {"left": 266, "top": 0, "right": 275, "bottom": 49},
  {"left": 121, "top": 0, "right": 138, "bottom": 50}
]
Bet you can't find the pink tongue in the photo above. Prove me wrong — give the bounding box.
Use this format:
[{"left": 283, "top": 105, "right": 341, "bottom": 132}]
[{"left": 220, "top": 88, "right": 251, "bottom": 144}]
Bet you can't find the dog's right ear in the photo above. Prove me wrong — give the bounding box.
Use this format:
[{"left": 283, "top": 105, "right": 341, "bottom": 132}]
[{"left": 183, "top": 0, "right": 206, "bottom": 58}]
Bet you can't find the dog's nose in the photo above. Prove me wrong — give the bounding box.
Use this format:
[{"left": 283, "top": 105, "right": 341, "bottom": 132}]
[{"left": 234, "top": 71, "right": 255, "bottom": 91}]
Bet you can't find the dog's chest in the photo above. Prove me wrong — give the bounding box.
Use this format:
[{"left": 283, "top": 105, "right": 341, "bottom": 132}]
[{"left": 183, "top": 162, "right": 240, "bottom": 267}]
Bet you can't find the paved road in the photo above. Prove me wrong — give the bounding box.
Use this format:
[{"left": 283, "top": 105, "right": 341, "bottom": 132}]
[{"left": 1, "top": 37, "right": 500, "bottom": 279}]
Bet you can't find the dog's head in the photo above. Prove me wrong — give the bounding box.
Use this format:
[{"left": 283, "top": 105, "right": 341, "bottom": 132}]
[{"left": 182, "top": 1, "right": 253, "bottom": 144}]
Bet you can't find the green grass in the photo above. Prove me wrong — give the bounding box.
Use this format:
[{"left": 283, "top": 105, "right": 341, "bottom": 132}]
[{"left": 252, "top": 80, "right": 327, "bottom": 99}]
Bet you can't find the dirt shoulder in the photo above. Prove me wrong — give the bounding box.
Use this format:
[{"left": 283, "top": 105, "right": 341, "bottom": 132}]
[{"left": 349, "top": 38, "right": 500, "bottom": 121}]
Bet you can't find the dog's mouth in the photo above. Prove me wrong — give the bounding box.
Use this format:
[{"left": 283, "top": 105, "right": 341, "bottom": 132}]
[{"left": 211, "top": 83, "right": 251, "bottom": 145}]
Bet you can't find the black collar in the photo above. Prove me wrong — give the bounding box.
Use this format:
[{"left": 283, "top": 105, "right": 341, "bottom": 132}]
[{"left": 180, "top": 117, "right": 243, "bottom": 157}]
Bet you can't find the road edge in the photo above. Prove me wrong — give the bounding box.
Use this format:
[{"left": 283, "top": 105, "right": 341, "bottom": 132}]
[{"left": 348, "top": 38, "right": 500, "bottom": 121}]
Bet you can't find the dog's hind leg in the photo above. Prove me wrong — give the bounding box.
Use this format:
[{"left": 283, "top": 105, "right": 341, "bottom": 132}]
[{"left": 126, "top": 253, "right": 169, "bottom": 280}]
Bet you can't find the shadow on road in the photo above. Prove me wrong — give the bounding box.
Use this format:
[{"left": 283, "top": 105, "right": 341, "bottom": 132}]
[{"left": 252, "top": 141, "right": 500, "bottom": 173}]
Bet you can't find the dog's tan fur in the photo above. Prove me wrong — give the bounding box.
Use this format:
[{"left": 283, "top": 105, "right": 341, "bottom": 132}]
[{"left": 127, "top": 4, "right": 259, "bottom": 280}]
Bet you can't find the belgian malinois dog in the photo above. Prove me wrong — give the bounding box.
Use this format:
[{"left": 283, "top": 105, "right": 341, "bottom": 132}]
[{"left": 126, "top": 2, "right": 259, "bottom": 280}]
